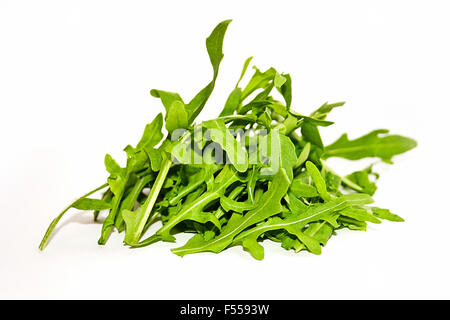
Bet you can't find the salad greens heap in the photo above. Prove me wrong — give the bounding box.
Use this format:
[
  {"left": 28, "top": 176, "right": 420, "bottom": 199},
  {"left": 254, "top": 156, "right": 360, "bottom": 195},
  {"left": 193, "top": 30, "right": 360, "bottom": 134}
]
[{"left": 39, "top": 20, "right": 417, "bottom": 260}]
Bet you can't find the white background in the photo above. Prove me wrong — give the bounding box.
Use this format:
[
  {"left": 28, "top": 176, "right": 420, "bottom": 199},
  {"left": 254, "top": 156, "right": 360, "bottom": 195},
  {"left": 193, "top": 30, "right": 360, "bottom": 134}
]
[{"left": 1, "top": 0, "right": 449, "bottom": 299}]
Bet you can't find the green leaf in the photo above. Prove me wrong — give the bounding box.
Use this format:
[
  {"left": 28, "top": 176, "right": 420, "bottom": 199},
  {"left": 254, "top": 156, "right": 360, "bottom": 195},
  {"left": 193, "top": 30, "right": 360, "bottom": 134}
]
[
  {"left": 345, "top": 168, "right": 378, "bottom": 195},
  {"left": 338, "top": 216, "right": 367, "bottom": 231},
  {"left": 186, "top": 19, "right": 232, "bottom": 123},
  {"left": 220, "top": 196, "right": 255, "bottom": 213},
  {"left": 305, "top": 161, "right": 332, "bottom": 201},
  {"left": 99, "top": 154, "right": 129, "bottom": 244},
  {"left": 146, "top": 148, "right": 162, "bottom": 171},
  {"left": 324, "top": 129, "right": 417, "bottom": 162},
  {"left": 149, "top": 90, "right": 184, "bottom": 114},
  {"left": 136, "top": 113, "right": 164, "bottom": 150},
  {"left": 259, "top": 130, "right": 297, "bottom": 180},
  {"left": 154, "top": 165, "right": 240, "bottom": 241},
  {"left": 39, "top": 183, "right": 108, "bottom": 250},
  {"left": 235, "top": 56, "right": 253, "bottom": 88},
  {"left": 72, "top": 198, "right": 112, "bottom": 211},
  {"left": 114, "top": 175, "right": 152, "bottom": 231},
  {"left": 340, "top": 207, "right": 381, "bottom": 224},
  {"left": 304, "top": 222, "right": 335, "bottom": 246},
  {"left": 371, "top": 207, "right": 404, "bottom": 222},
  {"left": 165, "top": 100, "right": 188, "bottom": 133},
  {"left": 301, "top": 120, "right": 324, "bottom": 149},
  {"left": 167, "top": 168, "right": 211, "bottom": 206},
  {"left": 203, "top": 119, "right": 249, "bottom": 172},
  {"left": 289, "top": 180, "right": 319, "bottom": 198},
  {"left": 219, "top": 87, "right": 241, "bottom": 117},
  {"left": 122, "top": 156, "right": 172, "bottom": 244},
  {"left": 241, "top": 67, "right": 276, "bottom": 101},
  {"left": 310, "top": 101, "right": 345, "bottom": 120},
  {"left": 232, "top": 193, "right": 373, "bottom": 259},
  {"left": 289, "top": 109, "right": 334, "bottom": 126},
  {"left": 285, "top": 192, "right": 308, "bottom": 214},
  {"left": 294, "top": 142, "right": 310, "bottom": 169},
  {"left": 171, "top": 168, "right": 291, "bottom": 256},
  {"left": 274, "top": 72, "right": 286, "bottom": 88},
  {"left": 277, "top": 73, "right": 292, "bottom": 109}
]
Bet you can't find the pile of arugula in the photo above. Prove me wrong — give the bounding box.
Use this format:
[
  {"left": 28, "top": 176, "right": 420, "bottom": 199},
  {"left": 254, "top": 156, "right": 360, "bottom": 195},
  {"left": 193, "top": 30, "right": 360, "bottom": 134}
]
[{"left": 39, "top": 20, "right": 417, "bottom": 260}]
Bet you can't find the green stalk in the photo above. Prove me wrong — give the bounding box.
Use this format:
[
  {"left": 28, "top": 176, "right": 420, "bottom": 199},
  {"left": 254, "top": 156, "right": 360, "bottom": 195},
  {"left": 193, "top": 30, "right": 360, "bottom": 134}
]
[
  {"left": 115, "top": 174, "right": 153, "bottom": 232},
  {"left": 129, "top": 157, "right": 172, "bottom": 244},
  {"left": 39, "top": 182, "right": 108, "bottom": 250}
]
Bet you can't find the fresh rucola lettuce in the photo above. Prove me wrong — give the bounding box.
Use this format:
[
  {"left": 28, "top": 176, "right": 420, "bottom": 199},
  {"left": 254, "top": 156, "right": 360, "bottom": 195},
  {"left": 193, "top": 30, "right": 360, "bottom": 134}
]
[{"left": 39, "top": 20, "right": 417, "bottom": 260}]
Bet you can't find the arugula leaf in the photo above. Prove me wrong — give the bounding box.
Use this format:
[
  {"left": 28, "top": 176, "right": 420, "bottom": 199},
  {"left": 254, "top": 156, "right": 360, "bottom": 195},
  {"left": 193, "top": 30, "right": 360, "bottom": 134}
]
[
  {"left": 203, "top": 119, "right": 249, "bottom": 172},
  {"left": 339, "top": 207, "right": 381, "bottom": 224},
  {"left": 289, "top": 180, "right": 318, "bottom": 198},
  {"left": 277, "top": 73, "right": 292, "bottom": 109},
  {"left": 154, "top": 165, "right": 240, "bottom": 241},
  {"left": 235, "top": 56, "right": 253, "bottom": 88},
  {"left": 39, "top": 183, "right": 108, "bottom": 250},
  {"left": 310, "top": 101, "right": 345, "bottom": 120},
  {"left": 324, "top": 129, "right": 417, "bottom": 162},
  {"left": 233, "top": 193, "right": 373, "bottom": 260},
  {"left": 165, "top": 100, "right": 189, "bottom": 133},
  {"left": 305, "top": 161, "right": 332, "bottom": 201},
  {"left": 114, "top": 174, "right": 153, "bottom": 232},
  {"left": 122, "top": 154, "right": 172, "bottom": 244},
  {"left": 72, "top": 198, "right": 112, "bottom": 211},
  {"left": 345, "top": 167, "right": 378, "bottom": 195},
  {"left": 98, "top": 154, "right": 129, "bottom": 244},
  {"left": 259, "top": 130, "right": 297, "bottom": 180},
  {"left": 338, "top": 216, "right": 367, "bottom": 231},
  {"left": 185, "top": 19, "right": 232, "bottom": 123},
  {"left": 171, "top": 168, "right": 291, "bottom": 256},
  {"left": 294, "top": 142, "right": 310, "bottom": 169},
  {"left": 136, "top": 113, "right": 165, "bottom": 151},
  {"left": 370, "top": 207, "right": 404, "bottom": 222},
  {"left": 240, "top": 67, "right": 277, "bottom": 102},
  {"left": 301, "top": 120, "right": 324, "bottom": 149},
  {"left": 219, "top": 88, "right": 242, "bottom": 117}
]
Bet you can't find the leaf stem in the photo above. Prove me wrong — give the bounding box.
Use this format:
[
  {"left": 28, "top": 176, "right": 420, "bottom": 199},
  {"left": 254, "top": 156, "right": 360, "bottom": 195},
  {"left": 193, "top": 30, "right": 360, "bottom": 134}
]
[{"left": 130, "top": 156, "right": 172, "bottom": 243}]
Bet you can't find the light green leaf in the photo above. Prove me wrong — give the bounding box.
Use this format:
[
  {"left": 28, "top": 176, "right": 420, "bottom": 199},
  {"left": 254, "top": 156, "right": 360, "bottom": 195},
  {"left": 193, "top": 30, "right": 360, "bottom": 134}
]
[
  {"left": 235, "top": 56, "right": 253, "bottom": 88},
  {"left": 371, "top": 207, "right": 404, "bottom": 222},
  {"left": 219, "top": 87, "right": 241, "bottom": 117},
  {"left": 165, "top": 100, "right": 188, "bottom": 133},
  {"left": 203, "top": 119, "right": 249, "bottom": 172},
  {"left": 72, "top": 198, "right": 112, "bottom": 211},
  {"left": 233, "top": 193, "right": 372, "bottom": 259},
  {"left": 186, "top": 19, "right": 232, "bottom": 123},
  {"left": 301, "top": 121, "right": 324, "bottom": 149},
  {"left": 259, "top": 130, "right": 297, "bottom": 180},
  {"left": 294, "top": 142, "right": 310, "bottom": 169},
  {"left": 340, "top": 207, "right": 381, "bottom": 224},
  {"left": 241, "top": 67, "right": 276, "bottom": 101},
  {"left": 289, "top": 180, "right": 318, "bottom": 198},
  {"left": 172, "top": 168, "right": 291, "bottom": 256},
  {"left": 305, "top": 161, "right": 332, "bottom": 201},
  {"left": 310, "top": 101, "right": 345, "bottom": 120},
  {"left": 154, "top": 165, "right": 240, "bottom": 241},
  {"left": 324, "top": 129, "right": 417, "bottom": 162},
  {"left": 136, "top": 113, "right": 164, "bottom": 150}
]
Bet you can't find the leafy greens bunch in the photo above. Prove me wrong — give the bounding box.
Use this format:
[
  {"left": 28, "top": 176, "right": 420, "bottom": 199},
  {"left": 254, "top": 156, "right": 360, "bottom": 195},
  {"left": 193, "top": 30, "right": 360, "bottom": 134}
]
[{"left": 39, "top": 20, "right": 417, "bottom": 260}]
